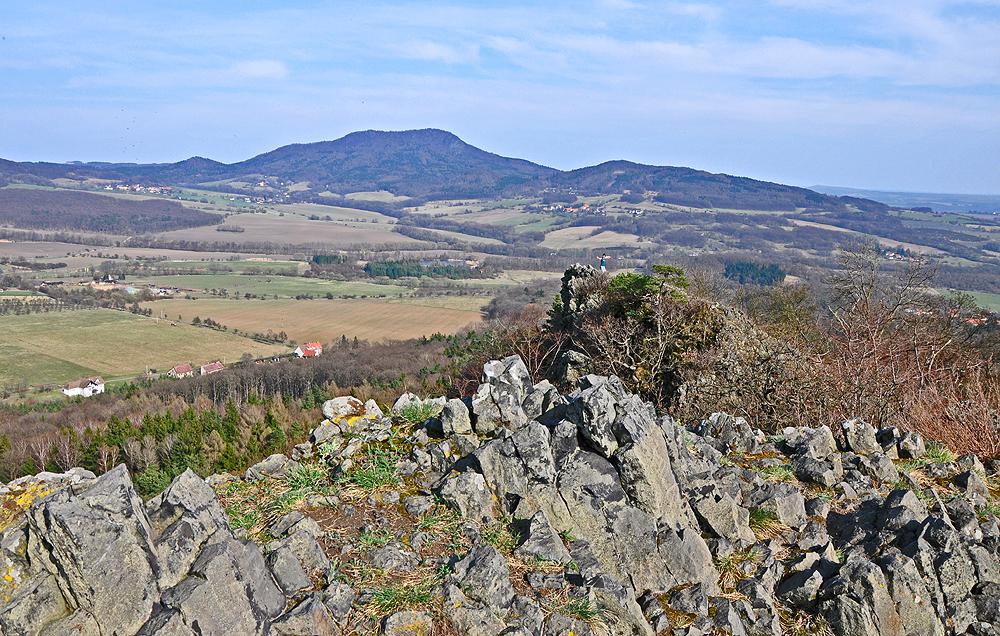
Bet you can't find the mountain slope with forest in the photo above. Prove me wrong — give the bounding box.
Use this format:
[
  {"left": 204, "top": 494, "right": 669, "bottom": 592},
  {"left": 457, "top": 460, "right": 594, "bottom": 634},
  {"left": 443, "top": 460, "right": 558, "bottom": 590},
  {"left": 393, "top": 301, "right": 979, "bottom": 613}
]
[{"left": 0, "top": 129, "right": 882, "bottom": 211}]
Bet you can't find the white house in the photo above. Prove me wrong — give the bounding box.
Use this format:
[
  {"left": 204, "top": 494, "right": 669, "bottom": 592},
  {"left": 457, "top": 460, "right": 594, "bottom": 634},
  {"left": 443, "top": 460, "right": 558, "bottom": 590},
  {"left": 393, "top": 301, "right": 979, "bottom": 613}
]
[
  {"left": 293, "top": 342, "right": 323, "bottom": 358},
  {"left": 62, "top": 377, "right": 105, "bottom": 398}
]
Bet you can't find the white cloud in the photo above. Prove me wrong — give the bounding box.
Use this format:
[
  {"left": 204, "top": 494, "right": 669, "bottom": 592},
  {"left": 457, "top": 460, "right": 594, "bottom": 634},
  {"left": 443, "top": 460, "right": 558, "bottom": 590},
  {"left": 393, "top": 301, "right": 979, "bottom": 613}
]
[
  {"left": 230, "top": 60, "right": 289, "bottom": 80},
  {"left": 395, "top": 40, "right": 479, "bottom": 65}
]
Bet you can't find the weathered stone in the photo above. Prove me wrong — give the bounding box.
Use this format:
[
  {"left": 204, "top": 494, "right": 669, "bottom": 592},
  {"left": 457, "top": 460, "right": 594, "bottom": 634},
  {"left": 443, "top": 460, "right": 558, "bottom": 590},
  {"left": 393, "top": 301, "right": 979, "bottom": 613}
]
[
  {"left": 554, "top": 349, "right": 591, "bottom": 385},
  {"left": 310, "top": 421, "right": 342, "bottom": 446},
  {"left": 391, "top": 392, "right": 423, "bottom": 413},
  {"left": 515, "top": 511, "right": 571, "bottom": 564},
  {"left": 840, "top": 418, "right": 880, "bottom": 456},
  {"left": 784, "top": 425, "right": 837, "bottom": 460},
  {"left": 451, "top": 544, "right": 515, "bottom": 608},
  {"left": 437, "top": 470, "right": 494, "bottom": 523},
  {"left": 322, "top": 395, "right": 366, "bottom": 420},
  {"left": 691, "top": 412, "right": 758, "bottom": 453},
  {"left": 440, "top": 398, "right": 472, "bottom": 435},
  {"left": 24, "top": 465, "right": 158, "bottom": 634},
  {"left": 792, "top": 454, "right": 843, "bottom": 487},
  {"left": 777, "top": 568, "right": 823, "bottom": 608},
  {"left": 245, "top": 453, "right": 293, "bottom": 481},
  {"left": 382, "top": 610, "right": 434, "bottom": 636},
  {"left": 898, "top": 432, "right": 926, "bottom": 459},
  {"left": 471, "top": 355, "right": 533, "bottom": 433},
  {"left": 271, "top": 594, "right": 340, "bottom": 635},
  {"left": 692, "top": 490, "right": 756, "bottom": 545},
  {"left": 955, "top": 470, "right": 990, "bottom": 505}
]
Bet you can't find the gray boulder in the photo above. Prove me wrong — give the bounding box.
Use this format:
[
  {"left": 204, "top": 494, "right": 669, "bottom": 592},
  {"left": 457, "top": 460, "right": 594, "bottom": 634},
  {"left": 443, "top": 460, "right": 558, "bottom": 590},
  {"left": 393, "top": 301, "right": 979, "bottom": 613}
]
[
  {"left": 841, "top": 419, "right": 880, "bottom": 456},
  {"left": 451, "top": 544, "right": 515, "bottom": 615},
  {"left": 383, "top": 610, "right": 434, "bottom": 635},
  {"left": 899, "top": 431, "right": 926, "bottom": 459},
  {"left": 692, "top": 490, "right": 756, "bottom": 545},
  {"left": 471, "top": 355, "right": 533, "bottom": 433},
  {"left": 321, "top": 395, "right": 365, "bottom": 420},
  {"left": 441, "top": 397, "right": 473, "bottom": 435},
  {"left": 515, "top": 511, "right": 571, "bottom": 564},
  {"left": 437, "top": 470, "right": 495, "bottom": 523},
  {"left": 245, "top": 453, "right": 293, "bottom": 481}
]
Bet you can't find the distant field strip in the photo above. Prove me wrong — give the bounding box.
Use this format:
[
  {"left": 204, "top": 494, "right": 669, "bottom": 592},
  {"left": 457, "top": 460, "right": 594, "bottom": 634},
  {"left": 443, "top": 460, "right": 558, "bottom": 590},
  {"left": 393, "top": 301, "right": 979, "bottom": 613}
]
[
  {"left": 138, "top": 274, "right": 408, "bottom": 298},
  {"left": 788, "top": 219, "right": 947, "bottom": 255},
  {"left": 0, "top": 309, "right": 282, "bottom": 387},
  {"left": 540, "top": 226, "right": 653, "bottom": 249},
  {"left": 156, "top": 213, "right": 423, "bottom": 247},
  {"left": 143, "top": 298, "right": 483, "bottom": 342}
]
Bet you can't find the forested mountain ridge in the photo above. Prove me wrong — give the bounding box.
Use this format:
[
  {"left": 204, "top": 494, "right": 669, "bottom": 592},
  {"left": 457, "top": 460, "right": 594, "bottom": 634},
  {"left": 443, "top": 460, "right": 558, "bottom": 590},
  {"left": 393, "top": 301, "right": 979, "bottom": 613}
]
[{"left": 0, "top": 129, "right": 883, "bottom": 211}]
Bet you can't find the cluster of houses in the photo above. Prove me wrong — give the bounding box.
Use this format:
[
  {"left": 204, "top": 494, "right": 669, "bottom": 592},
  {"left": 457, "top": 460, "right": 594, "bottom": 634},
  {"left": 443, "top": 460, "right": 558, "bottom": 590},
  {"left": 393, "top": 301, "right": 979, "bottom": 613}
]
[
  {"left": 62, "top": 340, "right": 325, "bottom": 399},
  {"left": 104, "top": 184, "right": 173, "bottom": 195},
  {"left": 541, "top": 202, "right": 606, "bottom": 215},
  {"left": 167, "top": 361, "right": 225, "bottom": 378}
]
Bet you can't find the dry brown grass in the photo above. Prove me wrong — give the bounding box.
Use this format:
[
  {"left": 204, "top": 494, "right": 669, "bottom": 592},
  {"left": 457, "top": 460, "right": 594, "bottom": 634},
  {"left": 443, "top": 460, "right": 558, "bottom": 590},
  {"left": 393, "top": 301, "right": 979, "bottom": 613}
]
[{"left": 143, "top": 297, "right": 482, "bottom": 343}]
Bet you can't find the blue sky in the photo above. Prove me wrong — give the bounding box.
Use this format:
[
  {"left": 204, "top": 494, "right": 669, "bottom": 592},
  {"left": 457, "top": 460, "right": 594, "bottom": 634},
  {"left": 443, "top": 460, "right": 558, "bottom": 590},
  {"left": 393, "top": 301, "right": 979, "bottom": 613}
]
[{"left": 1, "top": 0, "right": 998, "bottom": 193}]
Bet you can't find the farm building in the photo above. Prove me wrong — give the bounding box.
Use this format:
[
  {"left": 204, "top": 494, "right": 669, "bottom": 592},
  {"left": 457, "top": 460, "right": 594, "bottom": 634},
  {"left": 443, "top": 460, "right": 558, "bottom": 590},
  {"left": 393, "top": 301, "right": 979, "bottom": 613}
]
[
  {"left": 62, "top": 377, "right": 105, "bottom": 398},
  {"left": 200, "top": 361, "right": 225, "bottom": 375},
  {"left": 168, "top": 363, "right": 195, "bottom": 379},
  {"left": 293, "top": 342, "right": 323, "bottom": 358}
]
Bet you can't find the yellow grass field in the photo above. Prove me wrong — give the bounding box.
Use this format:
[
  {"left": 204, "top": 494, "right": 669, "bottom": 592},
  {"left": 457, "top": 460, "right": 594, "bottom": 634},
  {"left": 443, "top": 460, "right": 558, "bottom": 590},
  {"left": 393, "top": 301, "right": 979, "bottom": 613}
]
[
  {"left": 0, "top": 309, "right": 284, "bottom": 387},
  {"left": 143, "top": 297, "right": 483, "bottom": 342},
  {"left": 540, "top": 226, "right": 653, "bottom": 249},
  {"left": 788, "top": 219, "right": 947, "bottom": 255}
]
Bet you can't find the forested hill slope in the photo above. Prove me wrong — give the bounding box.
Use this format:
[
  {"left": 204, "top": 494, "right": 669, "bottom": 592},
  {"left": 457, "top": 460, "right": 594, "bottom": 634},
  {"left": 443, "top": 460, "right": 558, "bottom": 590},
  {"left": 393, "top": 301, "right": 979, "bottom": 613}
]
[{"left": 0, "top": 128, "right": 882, "bottom": 210}]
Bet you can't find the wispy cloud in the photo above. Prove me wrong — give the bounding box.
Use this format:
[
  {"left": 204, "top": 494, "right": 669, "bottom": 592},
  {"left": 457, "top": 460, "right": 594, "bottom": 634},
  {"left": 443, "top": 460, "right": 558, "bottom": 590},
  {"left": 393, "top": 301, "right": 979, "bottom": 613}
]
[
  {"left": 231, "top": 60, "right": 289, "bottom": 80},
  {"left": 1, "top": 0, "right": 998, "bottom": 191}
]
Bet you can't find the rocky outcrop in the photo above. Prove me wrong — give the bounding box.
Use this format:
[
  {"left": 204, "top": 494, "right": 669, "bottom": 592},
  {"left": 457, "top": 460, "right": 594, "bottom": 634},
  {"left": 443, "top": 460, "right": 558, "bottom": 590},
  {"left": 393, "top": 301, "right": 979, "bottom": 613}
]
[
  {"left": 1, "top": 355, "right": 998, "bottom": 636},
  {"left": 0, "top": 466, "right": 333, "bottom": 634}
]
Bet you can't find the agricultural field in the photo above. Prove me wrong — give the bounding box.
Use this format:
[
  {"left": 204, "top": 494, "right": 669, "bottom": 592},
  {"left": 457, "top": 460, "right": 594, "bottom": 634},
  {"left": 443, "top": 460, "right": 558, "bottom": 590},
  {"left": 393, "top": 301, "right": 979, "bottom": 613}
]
[
  {"left": 344, "top": 190, "right": 412, "bottom": 203},
  {"left": 540, "top": 226, "right": 653, "bottom": 249},
  {"left": 0, "top": 241, "right": 280, "bottom": 262},
  {"left": 963, "top": 290, "right": 1000, "bottom": 312},
  {"left": 270, "top": 203, "right": 397, "bottom": 223},
  {"left": 0, "top": 309, "right": 283, "bottom": 388},
  {"left": 418, "top": 269, "right": 564, "bottom": 289},
  {"left": 153, "top": 259, "right": 306, "bottom": 275},
  {"left": 142, "top": 297, "right": 483, "bottom": 342},
  {"left": 156, "top": 212, "right": 425, "bottom": 247},
  {"left": 136, "top": 274, "right": 408, "bottom": 298}
]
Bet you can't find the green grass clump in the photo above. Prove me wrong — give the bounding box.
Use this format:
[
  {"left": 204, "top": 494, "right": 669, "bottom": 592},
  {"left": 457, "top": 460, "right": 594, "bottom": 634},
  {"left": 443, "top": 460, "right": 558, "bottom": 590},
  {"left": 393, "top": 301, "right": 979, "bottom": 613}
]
[
  {"left": 339, "top": 446, "right": 402, "bottom": 491},
  {"left": 758, "top": 463, "right": 796, "bottom": 483},
  {"left": 395, "top": 401, "right": 441, "bottom": 425},
  {"left": 978, "top": 501, "right": 1000, "bottom": 522},
  {"left": 560, "top": 597, "right": 605, "bottom": 623},
  {"left": 481, "top": 519, "right": 523, "bottom": 555},
  {"left": 287, "top": 462, "right": 328, "bottom": 493},
  {"left": 366, "top": 581, "right": 435, "bottom": 616},
  {"left": 357, "top": 527, "right": 394, "bottom": 550},
  {"left": 924, "top": 442, "right": 956, "bottom": 465}
]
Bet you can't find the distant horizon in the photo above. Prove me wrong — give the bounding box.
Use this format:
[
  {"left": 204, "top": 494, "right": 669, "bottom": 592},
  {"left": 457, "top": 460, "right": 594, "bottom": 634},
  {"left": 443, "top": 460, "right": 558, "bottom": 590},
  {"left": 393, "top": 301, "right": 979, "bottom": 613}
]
[
  {"left": 5, "top": 2, "right": 999, "bottom": 193},
  {"left": 5, "top": 126, "right": 1000, "bottom": 198}
]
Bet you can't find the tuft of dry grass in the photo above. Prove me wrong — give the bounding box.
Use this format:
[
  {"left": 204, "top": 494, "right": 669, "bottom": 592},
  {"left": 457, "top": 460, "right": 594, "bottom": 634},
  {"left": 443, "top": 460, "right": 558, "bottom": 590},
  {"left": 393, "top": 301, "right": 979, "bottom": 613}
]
[{"left": 748, "top": 508, "right": 788, "bottom": 540}]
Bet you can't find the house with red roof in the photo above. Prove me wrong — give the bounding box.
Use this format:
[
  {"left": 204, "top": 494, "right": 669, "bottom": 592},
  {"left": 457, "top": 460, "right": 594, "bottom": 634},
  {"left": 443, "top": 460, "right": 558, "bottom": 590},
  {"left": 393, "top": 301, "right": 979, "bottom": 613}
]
[
  {"left": 168, "top": 363, "right": 194, "bottom": 379},
  {"left": 200, "top": 361, "right": 225, "bottom": 376},
  {"left": 293, "top": 342, "right": 323, "bottom": 358}
]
